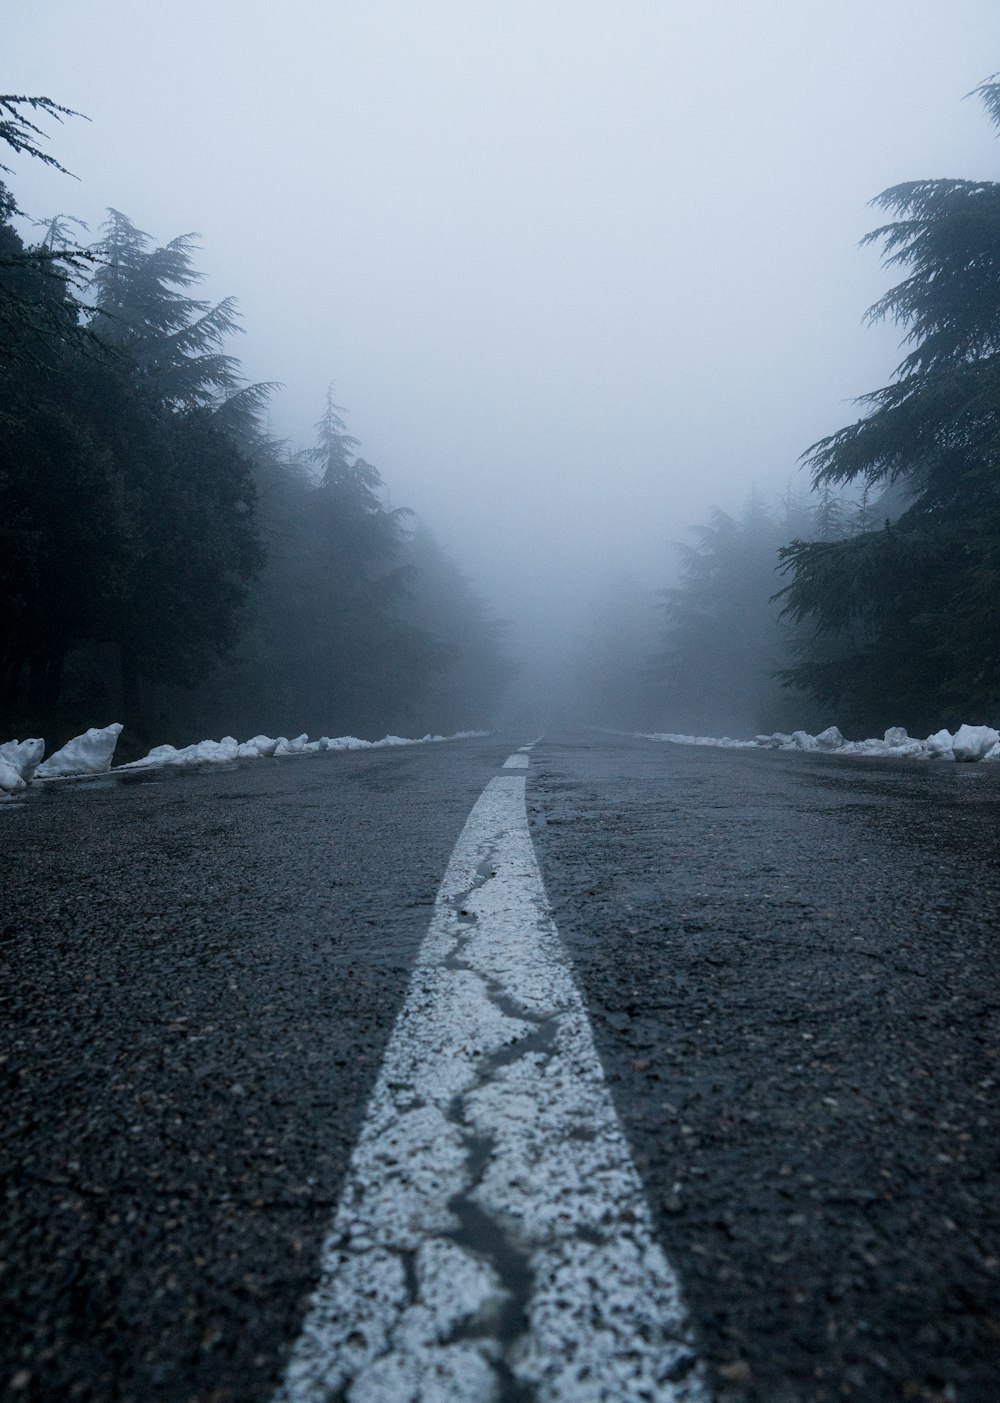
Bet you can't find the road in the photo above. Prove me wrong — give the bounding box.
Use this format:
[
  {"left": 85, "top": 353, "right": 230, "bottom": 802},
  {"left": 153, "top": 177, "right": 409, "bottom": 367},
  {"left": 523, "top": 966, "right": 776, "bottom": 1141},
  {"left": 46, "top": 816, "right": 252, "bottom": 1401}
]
[{"left": 1, "top": 731, "right": 997, "bottom": 1403}]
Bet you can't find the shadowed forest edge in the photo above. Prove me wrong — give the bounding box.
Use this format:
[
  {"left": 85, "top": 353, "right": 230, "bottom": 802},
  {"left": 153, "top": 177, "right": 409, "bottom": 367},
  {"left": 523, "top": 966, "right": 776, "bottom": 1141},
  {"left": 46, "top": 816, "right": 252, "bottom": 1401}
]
[{"left": 3, "top": 80, "right": 1000, "bottom": 752}]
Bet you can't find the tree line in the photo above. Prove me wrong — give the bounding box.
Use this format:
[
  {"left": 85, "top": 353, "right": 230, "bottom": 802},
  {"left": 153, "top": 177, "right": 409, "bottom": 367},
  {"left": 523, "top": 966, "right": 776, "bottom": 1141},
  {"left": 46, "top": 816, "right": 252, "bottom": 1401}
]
[
  {"left": 0, "top": 98, "right": 511, "bottom": 751},
  {"left": 776, "top": 74, "right": 1000, "bottom": 734},
  {"left": 574, "top": 75, "right": 1000, "bottom": 739}
]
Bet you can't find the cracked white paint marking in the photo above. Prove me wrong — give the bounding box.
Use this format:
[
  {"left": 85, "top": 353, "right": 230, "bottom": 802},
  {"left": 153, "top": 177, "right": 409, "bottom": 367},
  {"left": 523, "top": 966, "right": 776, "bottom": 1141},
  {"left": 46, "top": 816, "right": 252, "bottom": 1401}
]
[
  {"left": 502, "top": 752, "right": 530, "bottom": 769},
  {"left": 274, "top": 773, "right": 707, "bottom": 1403}
]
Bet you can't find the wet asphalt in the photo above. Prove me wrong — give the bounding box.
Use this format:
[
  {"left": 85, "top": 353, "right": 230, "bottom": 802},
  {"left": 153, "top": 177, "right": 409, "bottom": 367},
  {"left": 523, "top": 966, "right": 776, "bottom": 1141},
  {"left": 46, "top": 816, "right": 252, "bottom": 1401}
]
[
  {"left": 528, "top": 732, "right": 1000, "bottom": 1403},
  {"left": 0, "top": 737, "right": 514, "bottom": 1403},
  {"left": 1, "top": 731, "right": 998, "bottom": 1403}
]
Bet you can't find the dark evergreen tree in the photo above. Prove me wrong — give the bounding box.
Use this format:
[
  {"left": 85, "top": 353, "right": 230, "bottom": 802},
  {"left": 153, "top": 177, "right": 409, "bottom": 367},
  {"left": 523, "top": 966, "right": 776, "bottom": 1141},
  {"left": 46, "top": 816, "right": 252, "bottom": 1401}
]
[
  {"left": 0, "top": 95, "right": 78, "bottom": 183},
  {"left": 281, "top": 392, "right": 440, "bottom": 731},
  {"left": 778, "top": 77, "right": 1000, "bottom": 731},
  {"left": 0, "top": 192, "right": 120, "bottom": 715},
  {"left": 1, "top": 193, "right": 263, "bottom": 735},
  {"left": 1, "top": 105, "right": 511, "bottom": 745},
  {"left": 0, "top": 97, "right": 93, "bottom": 364},
  {"left": 397, "top": 523, "right": 514, "bottom": 730},
  {"left": 177, "top": 394, "right": 449, "bottom": 740},
  {"left": 79, "top": 213, "right": 262, "bottom": 718},
  {"left": 653, "top": 493, "right": 822, "bottom": 735},
  {"left": 89, "top": 210, "right": 249, "bottom": 408}
]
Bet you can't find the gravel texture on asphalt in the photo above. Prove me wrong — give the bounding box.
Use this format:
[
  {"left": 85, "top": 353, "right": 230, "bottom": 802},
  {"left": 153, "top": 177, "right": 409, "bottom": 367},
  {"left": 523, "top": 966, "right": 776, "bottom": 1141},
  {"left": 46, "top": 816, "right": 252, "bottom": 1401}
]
[
  {"left": 5, "top": 729, "right": 999, "bottom": 1403},
  {"left": 527, "top": 732, "right": 1000, "bottom": 1403},
  {"left": 0, "top": 737, "right": 513, "bottom": 1403}
]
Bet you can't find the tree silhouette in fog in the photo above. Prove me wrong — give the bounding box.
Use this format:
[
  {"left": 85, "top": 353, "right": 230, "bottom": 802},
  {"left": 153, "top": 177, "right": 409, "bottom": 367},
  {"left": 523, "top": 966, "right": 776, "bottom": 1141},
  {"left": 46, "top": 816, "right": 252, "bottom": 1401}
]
[
  {"left": 1, "top": 105, "right": 512, "bottom": 745},
  {"left": 779, "top": 77, "right": 1000, "bottom": 731},
  {"left": 652, "top": 493, "right": 821, "bottom": 736}
]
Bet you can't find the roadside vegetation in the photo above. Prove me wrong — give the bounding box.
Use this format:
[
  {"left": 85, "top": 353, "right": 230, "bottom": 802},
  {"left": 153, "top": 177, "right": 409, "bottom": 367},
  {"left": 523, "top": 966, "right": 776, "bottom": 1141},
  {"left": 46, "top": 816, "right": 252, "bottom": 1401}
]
[
  {"left": 0, "top": 98, "right": 511, "bottom": 752},
  {"left": 577, "top": 75, "right": 1000, "bottom": 739},
  {"left": 5, "top": 73, "right": 1000, "bottom": 746},
  {"left": 776, "top": 75, "right": 1000, "bottom": 734}
]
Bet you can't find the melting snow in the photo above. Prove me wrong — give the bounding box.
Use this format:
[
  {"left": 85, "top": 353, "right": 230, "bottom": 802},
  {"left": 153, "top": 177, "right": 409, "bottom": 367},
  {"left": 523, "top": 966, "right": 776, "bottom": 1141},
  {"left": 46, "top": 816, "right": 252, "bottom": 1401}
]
[
  {"left": 0, "top": 726, "right": 488, "bottom": 794},
  {"left": 34, "top": 724, "right": 123, "bottom": 780},
  {"left": 118, "top": 729, "right": 484, "bottom": 772},
  {"left": 638, "top": 723, "right": 1000, "bottom": 764},
  {"left": 0, "top": 737, "right": 45, "bottom": 791}
]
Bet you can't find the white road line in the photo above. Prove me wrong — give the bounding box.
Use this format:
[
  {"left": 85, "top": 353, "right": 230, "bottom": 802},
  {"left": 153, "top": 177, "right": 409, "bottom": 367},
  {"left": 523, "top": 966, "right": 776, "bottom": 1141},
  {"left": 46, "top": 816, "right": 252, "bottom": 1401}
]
[
  {"left": 274, "top": 773, "right": 706, "bottom": 1403},
  {"left": 502, "top": 753, "right": 530, "bottom": 769}
]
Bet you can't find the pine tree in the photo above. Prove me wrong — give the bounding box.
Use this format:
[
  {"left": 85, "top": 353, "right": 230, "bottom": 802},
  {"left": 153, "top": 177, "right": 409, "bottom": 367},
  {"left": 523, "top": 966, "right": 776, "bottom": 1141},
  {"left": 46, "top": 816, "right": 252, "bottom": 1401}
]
[
  {"left": 90, "top": 210, "right": 245, "bottom": 408},
  {"left": 654, "top": 493, "right": 821, "bottom": 735},
  {"left": 2, "top": 193, "right": 264, "bottom": 728},
  {"left": 0, "top": 131, "right": 118, "bottom": 715},
  {"left": 397, "top": 523, "right": 513, "bottom": 730},
  {"left": 778, "top": 76, "right": 1000, "bottom": 730},
  {"left": 200, "top": 392, "right": 446, "bottom": 738},
  {"left": 0, "top": 96, "right": 92, "bottom": 367}
]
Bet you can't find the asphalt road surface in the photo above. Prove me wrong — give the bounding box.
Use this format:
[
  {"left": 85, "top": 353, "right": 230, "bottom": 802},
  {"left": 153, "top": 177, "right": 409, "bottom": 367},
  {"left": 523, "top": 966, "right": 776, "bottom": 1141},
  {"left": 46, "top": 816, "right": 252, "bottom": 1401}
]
[{"left": 1, "top": 730, "right": 998, "bottom": 1403}]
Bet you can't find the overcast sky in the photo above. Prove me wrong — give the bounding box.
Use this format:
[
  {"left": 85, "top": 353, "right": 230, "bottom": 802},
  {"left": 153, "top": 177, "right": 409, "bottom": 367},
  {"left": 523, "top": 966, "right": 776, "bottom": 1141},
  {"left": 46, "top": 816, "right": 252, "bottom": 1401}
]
[{"left": 6, "top": 0, "right": 1000, "bottom": 660}]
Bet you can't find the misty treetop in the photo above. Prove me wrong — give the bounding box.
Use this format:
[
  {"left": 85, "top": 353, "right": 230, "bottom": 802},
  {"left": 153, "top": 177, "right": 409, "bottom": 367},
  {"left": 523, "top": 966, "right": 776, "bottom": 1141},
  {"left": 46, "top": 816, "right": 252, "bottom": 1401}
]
[
  {"left": 0, "top": 99, "right": 512, "bottom": 746},
  {"left": 777, "top": 75, "right": 1000, "bottom": 732},
  {"left": 0, "top": 98, "right": 97, "bottom": 368},
  {"left": 89, "top": 211, "right": 249, "bottom": 411}
]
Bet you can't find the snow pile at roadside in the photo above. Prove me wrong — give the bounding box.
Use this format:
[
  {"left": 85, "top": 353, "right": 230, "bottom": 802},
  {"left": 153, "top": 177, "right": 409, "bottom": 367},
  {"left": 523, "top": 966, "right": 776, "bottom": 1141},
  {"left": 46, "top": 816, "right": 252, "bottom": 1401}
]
[
  {"left": 639, "top": 722, "right": 1000, "bottom": 763},
  {"left": 1, "top": 725, "right": 123, "bottom": 793},
  {"left": 34, "top": 723, "right": 124, "bottom": 779},
  {"left": 0, "top": 724, "right": 488, "bottom": 794},
  {"left": 0, "top": 737, "right": 45, "bottom": 793},
  {"left": 118, "top": 729, "right": 486, "bottom": 771}
]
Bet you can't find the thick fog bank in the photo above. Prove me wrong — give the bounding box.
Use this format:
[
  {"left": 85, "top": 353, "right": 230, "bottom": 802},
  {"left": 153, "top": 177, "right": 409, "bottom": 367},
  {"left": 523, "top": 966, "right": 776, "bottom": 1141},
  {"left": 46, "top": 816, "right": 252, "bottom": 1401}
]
[{"left": 5, "top": 3, "right": 1000, "bottom": 744}]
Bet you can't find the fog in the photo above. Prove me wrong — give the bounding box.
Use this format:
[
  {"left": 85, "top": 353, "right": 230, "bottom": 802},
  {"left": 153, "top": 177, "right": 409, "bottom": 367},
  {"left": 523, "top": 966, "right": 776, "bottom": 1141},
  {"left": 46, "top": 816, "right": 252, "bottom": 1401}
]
[{"left": 6, "top": 0, "right": 1000, "bottom": 722}]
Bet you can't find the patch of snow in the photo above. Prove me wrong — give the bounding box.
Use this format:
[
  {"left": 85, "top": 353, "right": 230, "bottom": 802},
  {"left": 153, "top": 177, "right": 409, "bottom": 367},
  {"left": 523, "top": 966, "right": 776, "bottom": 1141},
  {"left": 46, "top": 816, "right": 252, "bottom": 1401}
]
[
  {"left": 34, "top": 724, "right": 123, "bottom": 780},
  {"left": 0, "top": 738, "right": 45, "bottom": 792},
  {"left": 925, "top": 729, "right": 956, "bottom": 760},
  {"left": 951, "top": 723, "right": 1000, "bottom": 762},
  {"left": 876, "top": 727, "right": 927, "bottom": 758},
  {"left": 274, "top": 734, "right": 309, "bottom": 756},
  {"left": 119, "top": 727, "right": 488, "bottom": 774},
  {"left": 0, "top": 737, "right": 45, "bottom": 782},
  {"left": 637, "top": 721, "right": 1000, "bottom": 765},
  {"left": 0, "top": 757, "right": 27, "bottom": 794},
  {"left": 119, "top": 736, "right": 241, "bottom": 770},
  {"left": 241, "top": 734, "right": 279, "bottom": 757},
  {"left": 2, "top": 725, "right": 489, "bottom": 793},
  {"left": 643, "top": 732, "right": 759, "bottom": 750}
]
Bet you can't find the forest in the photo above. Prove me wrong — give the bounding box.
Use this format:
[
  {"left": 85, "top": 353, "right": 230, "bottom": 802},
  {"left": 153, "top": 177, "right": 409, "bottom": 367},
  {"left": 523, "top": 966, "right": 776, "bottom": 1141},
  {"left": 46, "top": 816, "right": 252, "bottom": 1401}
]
[
  {"left": 0, "top": 97, "right": 512, "bottom": 754},
  {"left": 572, "top": 74, "right": 1000, "bottom": 741},
  {"left": 3, "top": 74, "right": 1000, "bottom": 750}
]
